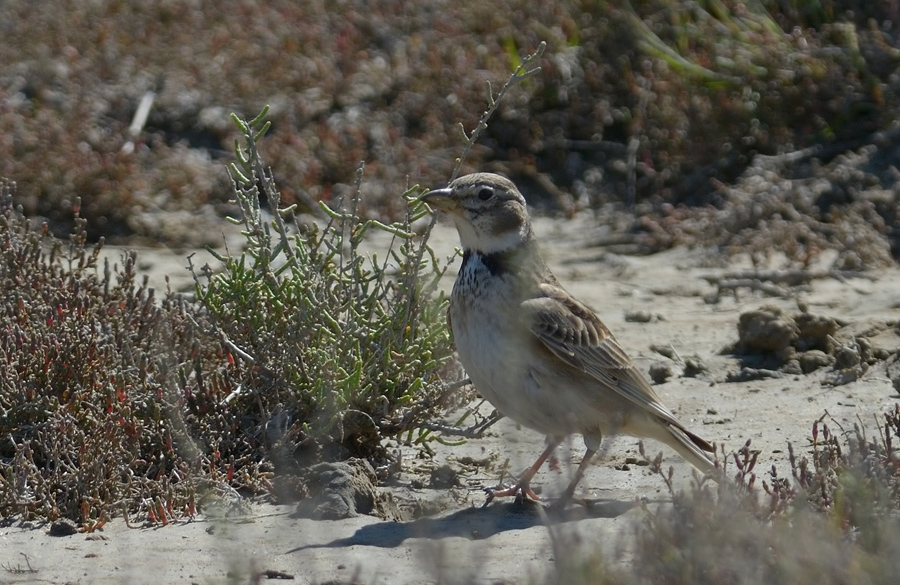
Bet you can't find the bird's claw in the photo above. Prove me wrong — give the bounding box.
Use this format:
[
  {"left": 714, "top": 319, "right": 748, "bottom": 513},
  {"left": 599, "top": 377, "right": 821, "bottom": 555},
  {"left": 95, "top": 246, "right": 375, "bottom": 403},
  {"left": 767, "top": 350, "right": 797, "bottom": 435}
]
[{"left": 482, "top": 484, "right": 540, "bottom": 507}]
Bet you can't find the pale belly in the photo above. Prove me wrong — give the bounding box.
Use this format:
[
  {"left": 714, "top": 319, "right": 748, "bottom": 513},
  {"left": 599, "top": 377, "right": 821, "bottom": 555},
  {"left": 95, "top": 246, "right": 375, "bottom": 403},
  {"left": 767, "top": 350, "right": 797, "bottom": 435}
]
[
  {"left": 450, "top": 292, "right": 618, "bottom": 439},
  {"left": 448, "top": 250, "right": 642, "bottom": 444}
]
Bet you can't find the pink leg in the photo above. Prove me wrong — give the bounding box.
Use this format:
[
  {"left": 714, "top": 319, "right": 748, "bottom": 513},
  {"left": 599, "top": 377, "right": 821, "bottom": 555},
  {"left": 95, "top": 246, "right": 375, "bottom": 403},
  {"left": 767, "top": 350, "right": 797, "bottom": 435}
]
[
  {"left": 483, "top": 440, "right": 559, "bottom": 507},
  {"left": 557, "top": 448, "right": 596, "bottom": 504}
]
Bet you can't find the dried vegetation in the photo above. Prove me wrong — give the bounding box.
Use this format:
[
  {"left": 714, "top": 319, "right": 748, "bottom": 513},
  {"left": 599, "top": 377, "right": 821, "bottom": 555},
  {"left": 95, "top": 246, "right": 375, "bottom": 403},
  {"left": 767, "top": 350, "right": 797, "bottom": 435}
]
[
  {"left": 548, "top": 410, "right": 900, "bottom": 585},
  {"left": 0, "top": 178, "right": 217, "bottom": 527},
  {"left": 2, "top": 0, "right": 899, "bottom": 265},
  {"left": 0, "top": 114, "right": 457, "bottom": 526}
]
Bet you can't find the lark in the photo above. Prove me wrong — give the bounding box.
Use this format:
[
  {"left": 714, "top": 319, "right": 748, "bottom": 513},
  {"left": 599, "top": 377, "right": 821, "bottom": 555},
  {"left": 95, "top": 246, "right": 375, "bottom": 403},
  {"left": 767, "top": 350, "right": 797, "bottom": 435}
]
[{"left": 421, "top": 173, "right": 716, "bottom": 505}]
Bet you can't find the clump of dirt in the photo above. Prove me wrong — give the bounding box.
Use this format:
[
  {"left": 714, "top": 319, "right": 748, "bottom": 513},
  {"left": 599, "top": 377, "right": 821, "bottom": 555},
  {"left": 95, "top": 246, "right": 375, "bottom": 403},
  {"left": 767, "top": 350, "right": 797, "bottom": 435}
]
[
  {"left": 727, "top": 305, "right": 900, "bottom": 384},
  {"left": 293, "top": 459, "right": 402, "bottom": 521},
  {"left": 429, "top": 464, "right": 461, "bottom": 489},
  {"left": 728, "top": 305, "right": 840, "bottom": 373},
  {"left": 888, "top": 354, "right": 900, "bottom": 392}
]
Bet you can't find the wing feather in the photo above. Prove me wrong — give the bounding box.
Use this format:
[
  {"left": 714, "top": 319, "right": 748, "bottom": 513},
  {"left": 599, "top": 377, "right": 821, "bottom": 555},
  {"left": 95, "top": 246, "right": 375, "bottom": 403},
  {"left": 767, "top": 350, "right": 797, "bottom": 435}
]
[{"left": 522, "top": 283, "right": 681, "bottom": 426}]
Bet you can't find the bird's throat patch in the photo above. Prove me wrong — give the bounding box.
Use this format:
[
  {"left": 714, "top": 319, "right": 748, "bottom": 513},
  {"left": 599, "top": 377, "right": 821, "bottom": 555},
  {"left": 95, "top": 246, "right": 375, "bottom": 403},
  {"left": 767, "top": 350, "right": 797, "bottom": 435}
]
[{"left": 462, "top": 249, "right": 515, "bottom": 277}]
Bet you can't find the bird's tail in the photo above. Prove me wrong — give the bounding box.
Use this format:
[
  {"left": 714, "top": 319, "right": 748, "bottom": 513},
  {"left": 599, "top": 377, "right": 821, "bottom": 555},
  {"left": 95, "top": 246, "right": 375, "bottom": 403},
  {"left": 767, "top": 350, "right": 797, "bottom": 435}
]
[{"left": 663, "top": 424, "right": 719, "bottom": 479}]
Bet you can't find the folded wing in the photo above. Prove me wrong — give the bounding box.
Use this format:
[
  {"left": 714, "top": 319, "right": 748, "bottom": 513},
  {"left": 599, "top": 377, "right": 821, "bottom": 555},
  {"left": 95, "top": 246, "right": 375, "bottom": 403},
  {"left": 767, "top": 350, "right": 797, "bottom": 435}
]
[{"left": 523, "top": 283, "right": 714, "bottom": 458}]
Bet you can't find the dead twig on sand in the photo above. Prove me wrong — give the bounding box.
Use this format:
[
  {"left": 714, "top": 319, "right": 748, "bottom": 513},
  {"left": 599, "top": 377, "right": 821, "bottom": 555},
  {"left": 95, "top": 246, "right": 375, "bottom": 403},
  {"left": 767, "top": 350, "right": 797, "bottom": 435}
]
[{"left": 702, "top": 269, "right": 876, "bottom": 302}]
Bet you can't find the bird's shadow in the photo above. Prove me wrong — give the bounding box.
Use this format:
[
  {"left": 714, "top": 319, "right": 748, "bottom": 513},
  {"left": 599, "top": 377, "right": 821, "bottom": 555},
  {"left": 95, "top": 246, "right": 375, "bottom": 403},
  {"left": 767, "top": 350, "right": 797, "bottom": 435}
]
[{"left": 285, "top": 497, "right": 639, "bottom": 553}]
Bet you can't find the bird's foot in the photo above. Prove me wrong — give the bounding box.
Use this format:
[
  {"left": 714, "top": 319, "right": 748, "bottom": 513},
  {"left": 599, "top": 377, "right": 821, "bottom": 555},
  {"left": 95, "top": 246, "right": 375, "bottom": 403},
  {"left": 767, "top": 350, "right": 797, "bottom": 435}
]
[{"left": 482, "top": 483, "right": 541, "bottom": 507}]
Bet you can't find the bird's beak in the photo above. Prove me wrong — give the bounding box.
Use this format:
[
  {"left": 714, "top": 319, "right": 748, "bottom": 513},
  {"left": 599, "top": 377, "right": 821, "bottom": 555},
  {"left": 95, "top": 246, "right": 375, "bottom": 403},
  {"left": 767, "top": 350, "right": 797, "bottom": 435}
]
[{"left": 419, "top": 187, "right": 458, "bottom": 212}]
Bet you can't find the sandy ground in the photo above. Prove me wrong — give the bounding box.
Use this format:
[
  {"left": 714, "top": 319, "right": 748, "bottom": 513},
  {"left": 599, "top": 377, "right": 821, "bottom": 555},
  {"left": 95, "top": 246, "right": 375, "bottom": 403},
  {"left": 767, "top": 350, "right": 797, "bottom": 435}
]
[{"left": 2, "top": 214, "right": 899, "bottom": 585}]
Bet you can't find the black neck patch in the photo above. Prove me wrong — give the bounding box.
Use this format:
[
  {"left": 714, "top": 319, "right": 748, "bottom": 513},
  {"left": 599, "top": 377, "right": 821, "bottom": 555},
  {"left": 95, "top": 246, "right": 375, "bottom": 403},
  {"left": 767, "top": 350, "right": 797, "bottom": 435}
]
[{"left": 462, "top": 248, "right": 517, "bottom": 277}]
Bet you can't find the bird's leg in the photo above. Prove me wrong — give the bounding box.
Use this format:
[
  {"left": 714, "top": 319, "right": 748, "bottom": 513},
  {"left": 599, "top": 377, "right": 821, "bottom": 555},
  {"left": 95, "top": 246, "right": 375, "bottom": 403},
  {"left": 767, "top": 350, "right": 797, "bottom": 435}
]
[
  {"left": 483, "top": 440, "right": 559, "bottom": 507},
  {"left": 557, "top": 448, "right": 596, "bottom": 505}
]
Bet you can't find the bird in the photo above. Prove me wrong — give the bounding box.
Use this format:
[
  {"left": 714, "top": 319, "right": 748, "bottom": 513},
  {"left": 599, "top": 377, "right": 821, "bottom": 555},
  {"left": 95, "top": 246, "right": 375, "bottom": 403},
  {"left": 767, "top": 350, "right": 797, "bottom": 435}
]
[{"left": 420, "top": 172, "right": 717, "bottom": 506}]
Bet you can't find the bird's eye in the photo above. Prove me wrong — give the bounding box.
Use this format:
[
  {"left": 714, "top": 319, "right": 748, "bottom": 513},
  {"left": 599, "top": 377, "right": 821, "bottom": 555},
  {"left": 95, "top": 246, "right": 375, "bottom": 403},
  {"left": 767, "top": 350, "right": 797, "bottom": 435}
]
[{"left": 477, "top": 188, "right": 494, "bottom": 201}]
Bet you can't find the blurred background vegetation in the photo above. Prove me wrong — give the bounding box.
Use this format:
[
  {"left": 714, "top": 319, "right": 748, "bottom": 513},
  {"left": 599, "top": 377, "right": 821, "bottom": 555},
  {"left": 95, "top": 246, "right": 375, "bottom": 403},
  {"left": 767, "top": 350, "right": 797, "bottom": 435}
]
[{"left": 2, "top": 0, "right": 898, "bottom": 261}]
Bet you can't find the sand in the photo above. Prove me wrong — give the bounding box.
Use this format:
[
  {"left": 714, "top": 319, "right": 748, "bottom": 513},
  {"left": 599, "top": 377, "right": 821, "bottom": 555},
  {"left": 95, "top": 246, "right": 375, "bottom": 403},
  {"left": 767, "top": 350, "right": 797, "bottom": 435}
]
[{"left": 3, "top": 214, "right": 899, "bottom": 585}]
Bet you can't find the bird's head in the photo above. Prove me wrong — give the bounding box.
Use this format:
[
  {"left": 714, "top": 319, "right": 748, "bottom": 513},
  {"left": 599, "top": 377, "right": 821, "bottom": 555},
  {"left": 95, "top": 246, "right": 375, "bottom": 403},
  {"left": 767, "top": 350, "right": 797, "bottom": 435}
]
[{"left": 420, "top": 173, "right": 532, "bottom": 253}]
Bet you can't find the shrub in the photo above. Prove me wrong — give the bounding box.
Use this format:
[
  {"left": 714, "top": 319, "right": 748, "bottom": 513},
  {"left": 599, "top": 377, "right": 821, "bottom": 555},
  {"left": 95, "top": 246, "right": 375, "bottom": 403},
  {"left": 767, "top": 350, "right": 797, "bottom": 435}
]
[
  {"left": 0, "top": 179, "right": 216, "bottom": 526},
  {"left": 191, "top": 108, "right": 456, "bottom": 465},
  {"left": 0, "top": 110, "right": 458, "bottom": 525}
]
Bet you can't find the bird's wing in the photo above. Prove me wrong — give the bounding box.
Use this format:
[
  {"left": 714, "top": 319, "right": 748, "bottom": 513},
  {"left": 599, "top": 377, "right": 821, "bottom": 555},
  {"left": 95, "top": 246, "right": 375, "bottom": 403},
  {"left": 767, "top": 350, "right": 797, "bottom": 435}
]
[{"left": 522, "top": 282, "right": 681, "bottom": 426}]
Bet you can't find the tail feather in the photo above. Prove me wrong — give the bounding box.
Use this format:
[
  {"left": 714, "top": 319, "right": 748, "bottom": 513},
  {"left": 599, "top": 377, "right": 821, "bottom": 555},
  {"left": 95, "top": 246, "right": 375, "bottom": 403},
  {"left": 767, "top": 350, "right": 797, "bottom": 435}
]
[{"left": 665, "top": 424, "right": 718, "bottom": 478}]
